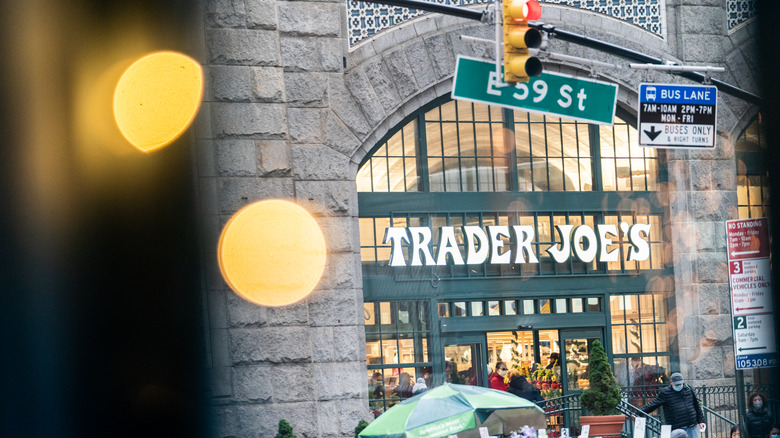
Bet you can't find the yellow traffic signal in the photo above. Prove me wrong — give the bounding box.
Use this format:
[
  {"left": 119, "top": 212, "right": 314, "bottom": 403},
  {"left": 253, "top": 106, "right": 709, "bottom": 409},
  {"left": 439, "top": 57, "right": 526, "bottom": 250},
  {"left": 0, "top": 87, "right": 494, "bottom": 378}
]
[{"left": 503, "top": 0, "right": 543, "bottom": 83}]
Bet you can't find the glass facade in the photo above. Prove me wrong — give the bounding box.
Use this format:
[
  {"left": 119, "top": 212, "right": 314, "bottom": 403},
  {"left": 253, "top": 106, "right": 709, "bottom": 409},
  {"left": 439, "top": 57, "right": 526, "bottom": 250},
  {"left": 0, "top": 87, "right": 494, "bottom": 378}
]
[
  {"left": 365, "top": 301, "right": 431, "bottom": 415},
  {"left": 357, "top": 98, "right": 672, "bottom": 414}
]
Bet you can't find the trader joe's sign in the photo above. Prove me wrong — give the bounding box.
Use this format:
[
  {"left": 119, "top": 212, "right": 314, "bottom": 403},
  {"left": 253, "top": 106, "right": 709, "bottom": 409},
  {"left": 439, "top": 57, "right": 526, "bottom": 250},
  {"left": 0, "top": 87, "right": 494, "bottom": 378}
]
[{"left": 383, "top": 223, "right": 651, "bottom": 267}]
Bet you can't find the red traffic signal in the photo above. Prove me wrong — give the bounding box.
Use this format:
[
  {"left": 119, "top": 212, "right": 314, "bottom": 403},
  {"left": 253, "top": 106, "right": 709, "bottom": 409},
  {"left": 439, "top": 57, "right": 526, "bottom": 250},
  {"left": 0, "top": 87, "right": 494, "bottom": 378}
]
[{"left": 503, "top": 0, "right": 543, "bottom": 83}]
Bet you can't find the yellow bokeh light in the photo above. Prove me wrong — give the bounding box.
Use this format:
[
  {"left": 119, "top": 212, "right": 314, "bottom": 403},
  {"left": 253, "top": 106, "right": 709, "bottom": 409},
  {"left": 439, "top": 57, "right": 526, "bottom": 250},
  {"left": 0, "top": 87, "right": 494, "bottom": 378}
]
[
  {"left": 113, "top": 51, "right": 203, "bottom": 152},
  {"left": 218, "top": 200, "right": 327, "bottom": 307}
]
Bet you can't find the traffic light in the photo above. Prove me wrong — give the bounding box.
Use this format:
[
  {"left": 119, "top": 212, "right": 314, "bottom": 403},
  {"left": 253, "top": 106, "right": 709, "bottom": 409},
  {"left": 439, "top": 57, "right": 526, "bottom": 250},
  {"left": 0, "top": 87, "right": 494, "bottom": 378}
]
[{"left": 503, "top": 0, "right": 543, "bottom": 83}]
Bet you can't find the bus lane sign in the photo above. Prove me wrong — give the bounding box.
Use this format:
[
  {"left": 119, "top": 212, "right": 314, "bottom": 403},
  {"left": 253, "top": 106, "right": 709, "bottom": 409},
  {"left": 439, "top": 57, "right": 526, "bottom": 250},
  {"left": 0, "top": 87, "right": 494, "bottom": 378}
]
[{"left": 638, "top": 83, "right": 717, "bottom": 149}]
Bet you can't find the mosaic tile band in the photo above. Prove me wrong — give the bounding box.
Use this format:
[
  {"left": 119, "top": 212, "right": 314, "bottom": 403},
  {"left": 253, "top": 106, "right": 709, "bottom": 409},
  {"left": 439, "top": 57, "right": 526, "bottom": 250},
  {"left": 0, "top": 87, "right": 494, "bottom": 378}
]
[
  {"left": 728, "top": 0, "right": 757, "bottom": 31},
  {"left": 348, "top": 0, "right": 757, "bottom": 47}
]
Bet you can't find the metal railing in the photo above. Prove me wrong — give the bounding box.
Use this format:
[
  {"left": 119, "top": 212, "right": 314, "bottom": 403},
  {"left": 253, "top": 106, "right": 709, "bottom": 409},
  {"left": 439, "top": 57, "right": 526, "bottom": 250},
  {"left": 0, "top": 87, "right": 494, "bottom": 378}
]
[
  {"left": 536, "top": 394, "right": 583, "bottom": 437},
  {"left": 618, "top": 399, "right": 662, "bottom": 438},
  {"left": 535, "top": 384, "right": 779, "bottom": 438}
]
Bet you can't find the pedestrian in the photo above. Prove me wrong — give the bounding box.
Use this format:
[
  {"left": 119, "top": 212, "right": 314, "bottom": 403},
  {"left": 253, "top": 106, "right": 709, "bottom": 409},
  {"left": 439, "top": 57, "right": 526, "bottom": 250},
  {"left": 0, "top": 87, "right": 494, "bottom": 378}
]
[
  {"left": 393, "top": 372, "right": 414, "bottom": 399},
  {"left": 506, "top": 368, "right": 544, "bottom": 403},
  {"left": 412, "top": 377, "right": 428, "bottom": 395},
  {"left": 489, "top": 361, "right": 508, "bottom": 391},
  {"left": 746, "top": 392, "right": 772, "bottom": 438},
  {"left": 769, "top": 424, "right": 780, "bottom": 438},
  {"left": 545, "top": 352, "right": 560, "bottom": 370},
  {"left": 732, "top": 425, "right": 741, "bottom": 438},
  {"left": 637, "top": 372, "right": 705, "bottom": 438}
]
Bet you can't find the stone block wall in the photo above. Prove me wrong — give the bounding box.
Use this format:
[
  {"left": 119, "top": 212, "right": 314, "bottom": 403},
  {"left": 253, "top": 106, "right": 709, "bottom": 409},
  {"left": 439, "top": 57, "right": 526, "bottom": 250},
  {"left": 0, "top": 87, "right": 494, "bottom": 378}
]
[
  {"left": 191, "top": 0, "right": 763, "bottom": 435},
  {"left": 664, "top": 0, "right": 760, "bottom": 385},
  {"left": 196, "top": 0, "right": 369, "bottom": 436}
]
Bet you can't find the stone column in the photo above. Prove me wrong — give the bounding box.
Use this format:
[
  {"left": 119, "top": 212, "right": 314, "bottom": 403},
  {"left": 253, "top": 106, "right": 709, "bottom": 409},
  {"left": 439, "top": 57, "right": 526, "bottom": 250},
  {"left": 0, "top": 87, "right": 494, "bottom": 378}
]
[
  {"left": 197, "top": 0, "right": 370, "bottom": 436},
  {"left": 668, "top": 138, "right": 738, "bottom": 387},
  {"left": 665, "top": 0, "right": 746, "bottom": 387}
]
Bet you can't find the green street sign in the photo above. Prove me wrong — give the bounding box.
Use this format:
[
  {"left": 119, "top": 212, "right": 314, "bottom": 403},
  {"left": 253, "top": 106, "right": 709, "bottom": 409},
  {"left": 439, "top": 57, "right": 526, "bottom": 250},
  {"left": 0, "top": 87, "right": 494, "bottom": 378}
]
[{"left": 451, "top": 56, "right": 618, "bottom": 125}]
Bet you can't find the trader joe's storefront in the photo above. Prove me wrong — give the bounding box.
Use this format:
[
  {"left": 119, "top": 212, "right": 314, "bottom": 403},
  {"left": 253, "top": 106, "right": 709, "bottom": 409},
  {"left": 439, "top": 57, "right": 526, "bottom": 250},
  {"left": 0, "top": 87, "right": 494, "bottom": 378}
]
[{"left": 357, "top": 96, "right": 675, "bottom": 415}]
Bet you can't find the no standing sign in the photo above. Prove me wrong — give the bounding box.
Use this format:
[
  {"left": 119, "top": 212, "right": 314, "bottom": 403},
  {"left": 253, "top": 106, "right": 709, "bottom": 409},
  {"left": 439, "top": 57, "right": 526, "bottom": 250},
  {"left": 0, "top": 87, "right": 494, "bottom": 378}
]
[{"left": 726, "top": 218, "right": 778, "bottom": 369}]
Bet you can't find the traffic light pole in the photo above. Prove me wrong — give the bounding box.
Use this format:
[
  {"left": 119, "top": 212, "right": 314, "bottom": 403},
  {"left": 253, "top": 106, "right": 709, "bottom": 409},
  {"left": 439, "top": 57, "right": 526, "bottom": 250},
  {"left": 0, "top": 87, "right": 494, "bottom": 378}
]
[
  {"left": 353, "top": 0, "right": 763, "bottom": 106},
  {"left": 530, "top": 23, "right": 762, "bottom": 106}
]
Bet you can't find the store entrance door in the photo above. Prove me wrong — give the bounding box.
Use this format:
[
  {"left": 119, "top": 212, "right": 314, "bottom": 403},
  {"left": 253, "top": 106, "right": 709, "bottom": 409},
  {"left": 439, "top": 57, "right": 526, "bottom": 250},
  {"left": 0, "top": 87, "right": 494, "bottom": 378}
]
[
  {"left": 439, "top": 327, "right": 605, "bottom": 395},
  {"left": 443, "top": 334, "right": 485, "bottom": 387},
  {"left": 559, "top": 328, "right": 604, "bottom": 393}
]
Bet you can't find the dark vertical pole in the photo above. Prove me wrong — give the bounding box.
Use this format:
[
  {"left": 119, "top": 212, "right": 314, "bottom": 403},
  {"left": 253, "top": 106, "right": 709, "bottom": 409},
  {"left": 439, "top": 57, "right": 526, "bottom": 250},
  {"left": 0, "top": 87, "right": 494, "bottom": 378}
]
[
  {"left": 757, "top": 0, "right": 780, "bottom": 429},
  {"left": 736, "top": 370, "right": 747, "bottom": 438}
]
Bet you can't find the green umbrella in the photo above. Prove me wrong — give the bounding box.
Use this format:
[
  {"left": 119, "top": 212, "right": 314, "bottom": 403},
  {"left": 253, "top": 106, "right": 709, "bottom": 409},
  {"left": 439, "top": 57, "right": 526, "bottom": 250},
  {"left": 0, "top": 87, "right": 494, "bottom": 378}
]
[{"left": 359, "top": 383, "right": 546, "bottom": 438}]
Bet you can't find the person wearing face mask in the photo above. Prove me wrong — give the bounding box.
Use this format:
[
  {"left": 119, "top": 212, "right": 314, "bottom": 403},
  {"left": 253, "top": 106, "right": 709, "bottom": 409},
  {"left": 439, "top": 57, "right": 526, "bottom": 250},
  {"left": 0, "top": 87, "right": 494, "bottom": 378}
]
[
  {"left": 769, "top": 425, "right": 780, "bottom": 438},
  {"left": 489, "top": 361, "right": 508, "bottom": 391},
  {"left": 746, "top": 392, "right": 772, "bottom": 438},
  {"left": 637, "top": 372, "right": 705, "bottom": 438}
]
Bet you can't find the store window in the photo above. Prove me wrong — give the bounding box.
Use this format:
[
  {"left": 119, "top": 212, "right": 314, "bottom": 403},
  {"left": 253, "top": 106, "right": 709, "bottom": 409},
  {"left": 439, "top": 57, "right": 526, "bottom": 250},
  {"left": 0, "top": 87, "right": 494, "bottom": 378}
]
[
  {"left": 426, "top": 101, "right": 509, "bottom": 192},
  {"left": 438, "top": 298, "right": 602, "bottom": 317},
  {"left": 365, "top": 301, "right": 431, "bottom": 416},
  {"left": 357, "top": 100, "right": 659, "bottom": 193},
  {"left": 599, "top": 118, "right": 658, "bottom": 191},
  {"left": 357, "top": 122, "right": 420, "bottom": 193},
  {"left": 736, "top": 117, "right": 769, "bottom": 219},
  {"left": 514, "top": 111, "right": 593, "bottom": 191},
  {"left": 610, "top": 293, "right": 671, "bottom": 405}
]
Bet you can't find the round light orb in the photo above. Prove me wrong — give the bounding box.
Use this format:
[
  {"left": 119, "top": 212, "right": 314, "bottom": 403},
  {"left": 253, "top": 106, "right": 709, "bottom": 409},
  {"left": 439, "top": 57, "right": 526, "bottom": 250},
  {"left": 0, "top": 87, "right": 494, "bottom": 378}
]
[
  {"left": 113, "top": 51, "right": 203, "bottom": 152},
  {"left": 218, "top": 200, "right": 327, "bottom": 307}
]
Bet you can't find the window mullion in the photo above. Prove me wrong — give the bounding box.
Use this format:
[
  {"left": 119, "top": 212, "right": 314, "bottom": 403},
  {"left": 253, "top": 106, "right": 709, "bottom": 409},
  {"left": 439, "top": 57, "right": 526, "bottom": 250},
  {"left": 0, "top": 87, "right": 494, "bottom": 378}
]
[
  {"left": 472, "top": 104, "right": 480, "bottom": 191},
  {"left": 505, "top": 109, "right": 519, "bottom": 192},
  {"left": 543, "top": 116, "right": 551, "bottom": 189},
  {"left": 589, "top": 124, "right": 603, "bottom": 191},
  {"left": 418, "top": 112, "right": 431, "bottom": 192}
]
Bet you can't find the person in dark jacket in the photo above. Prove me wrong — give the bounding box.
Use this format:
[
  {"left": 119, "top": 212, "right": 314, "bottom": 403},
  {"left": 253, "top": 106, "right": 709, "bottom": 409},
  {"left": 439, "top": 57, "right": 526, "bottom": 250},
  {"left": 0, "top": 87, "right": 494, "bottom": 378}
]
[
  {"left": 392, "top": 372, "right": 414, "bottom": 399},
  {"left": 746, "top": 392, "right": 772, "bottom": 438},
  {"left": 506, "top": 369, "right": 544, "bottom": 404},
  {"left": 638, "top": 372, "right": 705, "bottom": 438}
]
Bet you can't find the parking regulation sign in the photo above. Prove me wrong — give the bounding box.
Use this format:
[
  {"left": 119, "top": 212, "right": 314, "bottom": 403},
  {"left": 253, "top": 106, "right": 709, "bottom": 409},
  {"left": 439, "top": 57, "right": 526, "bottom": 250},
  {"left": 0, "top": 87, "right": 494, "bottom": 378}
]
[
  {"left": 726, "top": 217, "right": 778, "bottom": 369},
  {"left": 638, "top": 83, "right": 717, "bottom": 149}
]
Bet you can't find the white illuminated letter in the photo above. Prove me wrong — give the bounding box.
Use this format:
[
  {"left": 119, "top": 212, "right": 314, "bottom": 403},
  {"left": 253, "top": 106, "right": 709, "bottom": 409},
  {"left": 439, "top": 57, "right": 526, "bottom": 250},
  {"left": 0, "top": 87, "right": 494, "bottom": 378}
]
[
  {"left": 383, "top": 227, "right": 409, "bottom": 267},
  {"left": 513, "top": 83, "right": 529, "bottom": 100},
  {"left": 487, "top": 71, "right": 502, "bottom": 96},
  {"left": 463, "top": 226, "right": 489, "bottom": 265},
  {"left": 512, "top": 225, "right": 539, "bottom": 263},
  {"left": 488, "top": 226, "right": 511, "bottom": 264},
  {"left": 436, "top": 226, "right": 465, "bottom": 265},
  {"left": 572, "top": 225, "right": 598, "bottom": 263},
  {"left": 577, "top": 88, "right": 587, "bottom": 111},
  {"left": 557, "top": 85, "right": 573, "bottom": 108},
  {"left": 597, "top": 224, "right": 619, "bottom": 262},
  {"left": 546, "top": 224, "right": 574, "bottom": 263},
  {"left": 408, "top": 227, "right": 436, "bottom": 266},
  {"left": 627, "top": 223, "right": 652, "bottom": 261}
]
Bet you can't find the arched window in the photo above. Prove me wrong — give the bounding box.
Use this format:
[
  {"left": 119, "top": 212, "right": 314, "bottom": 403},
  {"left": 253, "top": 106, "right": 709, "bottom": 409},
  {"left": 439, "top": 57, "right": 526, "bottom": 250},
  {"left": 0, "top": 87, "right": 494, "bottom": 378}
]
[
  {"left": 736, "top": 116, "right": 769, "bottom": 219},
  {"left": 357, "top": 99, "right": 659, "bottom": 193},
  {"left": 357, "top": 98, "right": 672, "bottom": 413}
]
